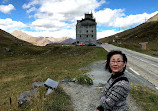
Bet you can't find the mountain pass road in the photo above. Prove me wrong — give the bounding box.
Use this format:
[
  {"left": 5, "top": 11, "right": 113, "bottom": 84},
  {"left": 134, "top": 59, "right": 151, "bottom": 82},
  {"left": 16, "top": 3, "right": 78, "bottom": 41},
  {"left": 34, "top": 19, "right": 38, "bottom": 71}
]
[{"left": 101, "top": 44, "right": 158, "bottom": 91}]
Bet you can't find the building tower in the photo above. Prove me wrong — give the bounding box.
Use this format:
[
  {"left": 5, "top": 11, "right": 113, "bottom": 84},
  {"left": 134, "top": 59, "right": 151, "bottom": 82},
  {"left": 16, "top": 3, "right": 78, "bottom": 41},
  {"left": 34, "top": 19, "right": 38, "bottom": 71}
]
[{"left": 76, "top": 13, "right": 97, "bottom": 45}]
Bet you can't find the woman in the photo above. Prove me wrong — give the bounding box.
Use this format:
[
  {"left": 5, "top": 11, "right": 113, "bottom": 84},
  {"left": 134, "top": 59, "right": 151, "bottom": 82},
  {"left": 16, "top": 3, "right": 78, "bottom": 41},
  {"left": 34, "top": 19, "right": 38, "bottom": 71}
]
[{"left": 95, "top": 50, "right": 130, "bottom": 111}]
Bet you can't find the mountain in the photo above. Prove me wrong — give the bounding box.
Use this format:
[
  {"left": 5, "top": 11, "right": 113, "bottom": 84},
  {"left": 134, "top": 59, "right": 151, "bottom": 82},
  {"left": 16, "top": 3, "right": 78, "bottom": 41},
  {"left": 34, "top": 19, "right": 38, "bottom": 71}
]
[
  {"left": 0, "top": 29, "right": 46, "bottom": 57},
  {"left": 47, "top": 36, "right": 71, "bottom": 43},
  {"left": 98, "top": 20, "right": 158, "bottom": 56},
  {"left": 12, "top": 30, "right": 75, "bottom": 45},
  {"left": 12, "top": 30, "right": 32, "bottom": 40},
  {"left": 146, "top": 13, "right": 158, "bottom": 23},
  {"left": 60, "top": 38, "right": 76, "bottom": 44},
  {"left": 28, "top": 37, "right": 52, "bottom": 46},
  {"left": 12, "top": 30, "right": 52, "bottom": 46}
]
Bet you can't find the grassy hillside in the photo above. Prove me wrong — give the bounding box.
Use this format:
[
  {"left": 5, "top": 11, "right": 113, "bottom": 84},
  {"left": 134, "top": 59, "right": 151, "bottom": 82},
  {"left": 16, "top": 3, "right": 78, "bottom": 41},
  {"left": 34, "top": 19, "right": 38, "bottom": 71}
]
[
  {"left": 99, "top": 22, "right": 158, "bottom": 56},
  {"left": 0, "top": 30, "right": 107, "bottom": 111},
  {"left": 0, "top": 29, "right": 46, "bottom": 58},
  {"left": 1, "top": 29, "right": 157, "bottom": 111}
]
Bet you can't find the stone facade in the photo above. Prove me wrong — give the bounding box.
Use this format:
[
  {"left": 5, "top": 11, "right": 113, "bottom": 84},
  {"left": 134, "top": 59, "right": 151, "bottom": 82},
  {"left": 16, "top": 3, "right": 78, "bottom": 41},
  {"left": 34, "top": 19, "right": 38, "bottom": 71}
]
[{"left": 76, "top": 13, "right": 97, "bottom": 45}]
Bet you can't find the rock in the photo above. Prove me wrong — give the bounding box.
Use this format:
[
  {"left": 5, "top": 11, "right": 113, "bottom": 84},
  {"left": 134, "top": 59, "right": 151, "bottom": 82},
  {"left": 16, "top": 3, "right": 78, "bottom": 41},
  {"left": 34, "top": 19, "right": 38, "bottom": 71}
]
[
  {"left": 18, "top": 78, "right": 59, "bottom": 107},
  {"left": 46, "top": 88, "right": 54, "bottom": 95},
  {"left": 32, "top": 82, "right": 45, "bottom": 88},
  {"left": 155, "top": 51, "right": 158, "bottom": 56},
  {"left": 44, "top": 78, "right": 59, "bottom": 89},
  {"left": 5, "top": 48, "right": 10, "bottom": 52},
  {"left": 18, "top": 89, "right": 37, "bottom": 107}
]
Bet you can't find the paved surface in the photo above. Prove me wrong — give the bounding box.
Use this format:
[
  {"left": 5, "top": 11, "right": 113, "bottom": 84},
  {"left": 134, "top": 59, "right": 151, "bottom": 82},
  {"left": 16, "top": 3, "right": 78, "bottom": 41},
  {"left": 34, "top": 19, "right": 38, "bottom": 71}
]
[
  {"left": 101, "top": 44, "right": 158, "bottom": 91},
  {"left": 61, "top": 61, "right": 142, "bottom": 111},
  {"left": 61, "top": 44, "right": 158, "bottom": 111}
]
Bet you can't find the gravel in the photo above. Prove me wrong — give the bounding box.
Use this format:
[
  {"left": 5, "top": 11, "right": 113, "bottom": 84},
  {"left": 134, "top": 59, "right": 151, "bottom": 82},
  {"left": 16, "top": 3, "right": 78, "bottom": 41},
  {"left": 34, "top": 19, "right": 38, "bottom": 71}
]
[{"left": 61, "top": 61, "right": 143, "bottom": 111}]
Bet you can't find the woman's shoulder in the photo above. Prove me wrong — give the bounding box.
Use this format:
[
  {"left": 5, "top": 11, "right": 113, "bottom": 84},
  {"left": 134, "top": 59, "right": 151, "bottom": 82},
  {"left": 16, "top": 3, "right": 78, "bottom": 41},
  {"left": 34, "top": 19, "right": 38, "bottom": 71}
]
[{"left": 114, "top": 79, "right": 131, "bottom": 91}]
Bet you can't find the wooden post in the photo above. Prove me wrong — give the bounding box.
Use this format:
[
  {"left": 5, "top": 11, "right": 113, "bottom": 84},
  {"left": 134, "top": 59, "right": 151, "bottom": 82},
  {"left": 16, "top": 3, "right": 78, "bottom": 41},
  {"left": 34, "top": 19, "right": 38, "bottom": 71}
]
[{"left": 10, "top": 97, "right": 12, "bottom": 107}]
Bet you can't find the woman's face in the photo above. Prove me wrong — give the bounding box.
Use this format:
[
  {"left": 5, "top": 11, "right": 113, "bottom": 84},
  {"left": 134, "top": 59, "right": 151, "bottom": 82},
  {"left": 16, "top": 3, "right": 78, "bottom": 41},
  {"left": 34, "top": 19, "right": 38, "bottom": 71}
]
[{"left": 110, "top": 54, "right": 126, "bottom": 75}]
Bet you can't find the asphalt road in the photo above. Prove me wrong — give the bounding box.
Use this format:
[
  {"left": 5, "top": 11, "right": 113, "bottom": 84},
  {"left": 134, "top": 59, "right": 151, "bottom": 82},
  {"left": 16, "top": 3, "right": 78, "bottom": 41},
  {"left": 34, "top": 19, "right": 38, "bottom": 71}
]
[{"left": 101, "top": 43, "right": 158, "bottom": 91}]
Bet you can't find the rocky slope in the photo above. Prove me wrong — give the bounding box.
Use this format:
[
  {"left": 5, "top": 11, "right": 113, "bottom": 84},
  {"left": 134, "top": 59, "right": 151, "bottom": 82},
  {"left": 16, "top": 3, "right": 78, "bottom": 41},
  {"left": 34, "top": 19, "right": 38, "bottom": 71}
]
[
  {"left": 11, "top": 30, "right": 75, "bottom": 46},
  {"left": 146, "top": 13, "right": 158, "bottom": 22}
]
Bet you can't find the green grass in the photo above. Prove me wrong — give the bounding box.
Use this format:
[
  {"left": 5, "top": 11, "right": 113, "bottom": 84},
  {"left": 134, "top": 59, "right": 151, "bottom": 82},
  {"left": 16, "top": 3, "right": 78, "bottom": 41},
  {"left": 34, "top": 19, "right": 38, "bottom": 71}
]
[
  {"left": 76, "top": 75, "right": 93, "bottom": 85},
  {"left": 0, "top": 45, "right": 107, "bottom": 111},
  {"left": 130, "top": 83, "right": 158, "bottom": 111},
  {"left": 19, "top": 86, "right": 73, "bottom": 111},
  {"left": 112, "top": 42, "right": 158, "bottom": 57},
  {"left": 1, "top": 40, "right": 157, "bottom": 111},
  {"left": 99, "top": 22, "right": 158, "bottom": 57}
]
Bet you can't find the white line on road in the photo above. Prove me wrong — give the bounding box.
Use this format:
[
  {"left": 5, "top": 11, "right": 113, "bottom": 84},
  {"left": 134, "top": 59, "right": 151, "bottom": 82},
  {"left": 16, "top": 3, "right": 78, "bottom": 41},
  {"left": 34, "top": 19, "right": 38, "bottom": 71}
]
[
  {"left": 129, "top": 67, "right": 140, "bottom": 75},
  {"left": 125, "top": 53, "right": 158, "bottom": 68},
  {"left": 102, "top": 45, "right": 158, "bottom": 68}
]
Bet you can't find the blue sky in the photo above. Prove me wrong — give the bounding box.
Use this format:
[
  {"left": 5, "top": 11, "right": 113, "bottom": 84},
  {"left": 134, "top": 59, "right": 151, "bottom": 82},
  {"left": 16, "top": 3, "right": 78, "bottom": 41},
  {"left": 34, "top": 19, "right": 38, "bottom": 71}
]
[{"left": 0, "top": 0, "right": 158, "bottom": 39}]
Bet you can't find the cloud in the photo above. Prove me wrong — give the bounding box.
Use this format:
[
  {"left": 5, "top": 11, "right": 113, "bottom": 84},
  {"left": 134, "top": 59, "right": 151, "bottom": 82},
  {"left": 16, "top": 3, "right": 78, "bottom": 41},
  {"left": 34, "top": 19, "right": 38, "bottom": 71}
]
[
  {"left": 24, "top": 29, "right": 76, "bottom": 38},
  {"left": 20, "top": 0, "right": 158, "bottom": 39},
  {"left": 0, "top": 4, "right": 15, "bottom": 14},
  {"left": 31, "top": 18, "right": 72, "bottom": 31},
  {"left": 22, "top": 0, "right": 39, "bottom": 9},
  {"left": 26, "top": 7, "right": 36, "bottom": 13},
  {"left": 0, "top": 18, "right": 26, "bottom": 32},
  {"left": 97, "top": 29, "right": 119, "bottom": 39},
  {"left": 94, "top": 8, "right": 125, "bottom": 26},
  {"left": 39, "top": 0, "right": 105, "bottom": 17},
  {"left": 113, "top": 12, "right": 158, "bottom": 29},
  {"left": 94, "top": 8, "right": 158, "bottom": 29},
  {"left": 23, "top": 0, "right": 105, "bottom": 32}
]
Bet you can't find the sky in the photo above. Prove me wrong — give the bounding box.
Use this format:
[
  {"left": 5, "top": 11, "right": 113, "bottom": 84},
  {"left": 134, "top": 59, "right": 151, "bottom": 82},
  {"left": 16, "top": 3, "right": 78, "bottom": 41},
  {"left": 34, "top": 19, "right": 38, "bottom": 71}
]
[{"left": 0, "top": 0, "right": 158, "bottom": 39}]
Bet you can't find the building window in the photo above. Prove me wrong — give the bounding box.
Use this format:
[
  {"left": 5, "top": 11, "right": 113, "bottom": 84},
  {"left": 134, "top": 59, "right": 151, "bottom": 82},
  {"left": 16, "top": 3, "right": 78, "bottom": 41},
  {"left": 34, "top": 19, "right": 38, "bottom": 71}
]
[
  {"left": 87, "top": 35, "right": 88, "bottom": 37},
  {"left": 92, "top": 35, "right": 93, "bottom": 37},
  {"left": 87, "top": 30, "right": 88, "bottom": 33},
  {"left": 80, "top": 35, "right": 81, "bottom": 37},
  {"left": 92, "top": 30, "right": 93, "bottom": 32}
]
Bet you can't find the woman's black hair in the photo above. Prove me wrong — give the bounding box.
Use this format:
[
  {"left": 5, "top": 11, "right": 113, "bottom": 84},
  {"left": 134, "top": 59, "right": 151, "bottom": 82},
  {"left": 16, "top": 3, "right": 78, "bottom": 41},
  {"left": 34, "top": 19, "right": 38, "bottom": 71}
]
[{"left": 105, "top": 50, "right": 127, "bottom": 73}]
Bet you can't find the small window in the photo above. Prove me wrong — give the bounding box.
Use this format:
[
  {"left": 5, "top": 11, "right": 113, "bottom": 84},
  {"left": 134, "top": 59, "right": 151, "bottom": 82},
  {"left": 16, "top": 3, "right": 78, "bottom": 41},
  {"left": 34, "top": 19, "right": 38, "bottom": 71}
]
[
  {"left": 92, "top": 35, "right": 93, "bottom": 37},
  {"left": 80, "top": 35, "right": 81, "bottom": 37},
  {"left": 87, "top": 35, "right": 88, "bottom": 37},
  {"left": 92, "top": 30, "right": 93, "bottom": 32},
  {"left": 87, "top": 30, "right": 88, "bottom": 33}
]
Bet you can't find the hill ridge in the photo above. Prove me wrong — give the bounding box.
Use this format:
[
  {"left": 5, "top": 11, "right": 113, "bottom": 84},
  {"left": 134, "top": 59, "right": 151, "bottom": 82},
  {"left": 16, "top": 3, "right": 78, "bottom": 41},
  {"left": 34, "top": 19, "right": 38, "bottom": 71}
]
[{"left": 11, "top": 30, "right": 75, "bottom": 46}]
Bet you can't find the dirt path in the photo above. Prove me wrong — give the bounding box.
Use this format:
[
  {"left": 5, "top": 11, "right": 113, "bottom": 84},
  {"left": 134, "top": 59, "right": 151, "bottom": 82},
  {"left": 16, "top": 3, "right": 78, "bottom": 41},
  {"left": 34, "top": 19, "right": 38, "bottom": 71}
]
[{"left": 61, "top": 61, "right": 142, "bottom": 111}]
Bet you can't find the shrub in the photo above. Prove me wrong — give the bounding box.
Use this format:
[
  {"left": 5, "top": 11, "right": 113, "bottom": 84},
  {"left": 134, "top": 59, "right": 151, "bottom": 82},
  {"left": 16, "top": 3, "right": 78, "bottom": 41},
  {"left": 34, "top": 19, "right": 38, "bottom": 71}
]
[{"left": 76, "top": 75, "right": 93, "bottom": 85}]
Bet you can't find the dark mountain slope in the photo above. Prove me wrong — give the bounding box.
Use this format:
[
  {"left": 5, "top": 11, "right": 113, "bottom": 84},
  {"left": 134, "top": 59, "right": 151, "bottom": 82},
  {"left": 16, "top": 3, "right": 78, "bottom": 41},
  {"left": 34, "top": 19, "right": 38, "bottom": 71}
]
[
  {"left": 99, "top": 22, "right": 158, "bottom": 56},
  {"left": 0, "top": 29, "right": 46, "bottom": 58}
]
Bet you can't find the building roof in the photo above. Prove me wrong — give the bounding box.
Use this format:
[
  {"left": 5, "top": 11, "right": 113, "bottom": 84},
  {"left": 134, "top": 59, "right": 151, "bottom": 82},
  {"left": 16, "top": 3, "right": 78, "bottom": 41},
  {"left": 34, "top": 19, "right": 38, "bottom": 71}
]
[{"left": 77, "top": 13, "right": 96, "bottom": 25}]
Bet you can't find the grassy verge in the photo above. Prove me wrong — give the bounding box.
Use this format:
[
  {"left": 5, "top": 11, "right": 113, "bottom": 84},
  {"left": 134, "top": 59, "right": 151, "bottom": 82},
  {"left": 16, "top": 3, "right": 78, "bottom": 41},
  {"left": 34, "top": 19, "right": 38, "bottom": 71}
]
[
  {"left": 130, "top": 83, "right": 158, "bottom": 111},
  {"left": 0, "top": 45, "right": 107, "bottom": 111},
  {"left": 112, "top": 42, "right": 158, "bottom": 57}
]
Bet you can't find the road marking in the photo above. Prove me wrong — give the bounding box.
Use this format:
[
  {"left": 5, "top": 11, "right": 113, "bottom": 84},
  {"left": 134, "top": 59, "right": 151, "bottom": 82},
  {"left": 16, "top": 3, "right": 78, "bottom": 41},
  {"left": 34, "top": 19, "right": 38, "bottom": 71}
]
[
  {"left": 126, "top": 53, "right": 158, "bottom": 68},
  {"left": 102, "top": 44, "right": 158, "bottom": 68},
  {"left": 155, "top": 87, "right": 158, "bottom": 90},
  {"left": 129, "top": 67, "right": 140, "bottom": 75}
]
